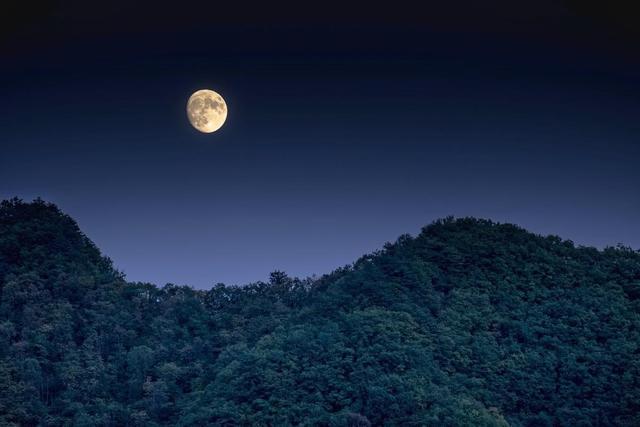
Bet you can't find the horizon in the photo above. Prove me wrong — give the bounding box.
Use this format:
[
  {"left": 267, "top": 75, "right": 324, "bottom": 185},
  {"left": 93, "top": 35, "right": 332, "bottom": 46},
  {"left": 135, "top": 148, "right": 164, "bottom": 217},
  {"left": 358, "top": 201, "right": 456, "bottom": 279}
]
[
  {"left": 2, "top": 1, "right": 639, "bottom": 288},
  {"left": 4, "top": 196, "right": 637, "bottom": 290}
]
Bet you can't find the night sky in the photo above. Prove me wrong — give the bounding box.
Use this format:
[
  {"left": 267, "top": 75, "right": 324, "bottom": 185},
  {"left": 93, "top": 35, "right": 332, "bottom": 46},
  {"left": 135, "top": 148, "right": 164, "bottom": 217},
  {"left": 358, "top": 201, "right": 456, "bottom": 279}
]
[{"left": 1, "top": 1, "right": 638, "bottom": 288}]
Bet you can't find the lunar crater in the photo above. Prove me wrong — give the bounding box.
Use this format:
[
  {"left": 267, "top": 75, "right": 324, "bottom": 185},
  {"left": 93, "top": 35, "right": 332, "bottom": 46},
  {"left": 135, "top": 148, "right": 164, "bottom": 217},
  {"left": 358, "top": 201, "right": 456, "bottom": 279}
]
[{"left": 187, "top": 89, "right": 228, "bottom": 133}]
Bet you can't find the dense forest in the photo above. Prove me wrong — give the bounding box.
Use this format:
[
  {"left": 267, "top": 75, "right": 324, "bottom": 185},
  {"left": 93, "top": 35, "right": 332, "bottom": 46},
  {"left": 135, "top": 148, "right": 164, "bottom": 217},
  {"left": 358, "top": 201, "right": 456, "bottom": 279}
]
[{"left": 0, "top": 198, "right": 638, "bottom": 426}]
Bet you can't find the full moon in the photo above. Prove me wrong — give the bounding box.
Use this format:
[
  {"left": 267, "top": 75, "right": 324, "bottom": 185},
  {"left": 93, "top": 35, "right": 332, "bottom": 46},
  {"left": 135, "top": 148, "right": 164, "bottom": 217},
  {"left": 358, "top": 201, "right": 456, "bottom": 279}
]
[{"left": 186, "top": 89, "right": 228, "bottom": 133}]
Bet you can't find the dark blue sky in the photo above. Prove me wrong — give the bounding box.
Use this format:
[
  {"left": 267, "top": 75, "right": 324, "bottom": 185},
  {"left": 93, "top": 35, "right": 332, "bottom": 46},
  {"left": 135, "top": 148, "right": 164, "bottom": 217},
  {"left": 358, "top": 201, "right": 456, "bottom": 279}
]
[{"left": 1, "top": 1, "right": 639, "bottom": 288}]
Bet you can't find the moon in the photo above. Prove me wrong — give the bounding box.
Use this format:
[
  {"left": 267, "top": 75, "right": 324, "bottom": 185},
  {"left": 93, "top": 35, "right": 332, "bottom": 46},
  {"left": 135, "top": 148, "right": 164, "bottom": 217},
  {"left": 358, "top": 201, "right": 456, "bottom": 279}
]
[{"left": 186, "top": 89, "right": 228, "bottom": 133}]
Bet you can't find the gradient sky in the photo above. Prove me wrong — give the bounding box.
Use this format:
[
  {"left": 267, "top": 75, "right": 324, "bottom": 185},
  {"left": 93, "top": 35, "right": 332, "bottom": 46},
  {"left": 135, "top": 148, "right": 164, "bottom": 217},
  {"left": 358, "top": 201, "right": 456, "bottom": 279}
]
[{"left": 1, "top": 1, "right": 638, "bottom": 288}]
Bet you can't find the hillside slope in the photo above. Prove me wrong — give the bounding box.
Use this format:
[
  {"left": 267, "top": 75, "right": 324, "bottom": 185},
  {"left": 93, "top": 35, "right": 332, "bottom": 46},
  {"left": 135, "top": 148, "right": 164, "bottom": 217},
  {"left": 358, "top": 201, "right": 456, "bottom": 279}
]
[{"left": 0, "top": 199, "right": 638, "bottom": 426}]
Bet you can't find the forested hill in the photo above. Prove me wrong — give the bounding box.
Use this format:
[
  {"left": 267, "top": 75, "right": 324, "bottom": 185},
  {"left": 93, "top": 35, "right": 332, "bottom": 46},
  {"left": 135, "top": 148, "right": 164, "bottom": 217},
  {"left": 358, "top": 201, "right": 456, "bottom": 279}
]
[{"left": 1, "top": 199, "right": 639, "bottom": 426}]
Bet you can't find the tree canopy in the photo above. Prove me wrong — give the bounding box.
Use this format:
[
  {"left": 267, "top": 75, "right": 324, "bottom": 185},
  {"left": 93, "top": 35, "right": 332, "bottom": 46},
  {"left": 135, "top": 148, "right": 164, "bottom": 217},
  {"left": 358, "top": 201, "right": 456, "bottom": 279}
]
[{"left": 0, "top": 199, "right": 638, "bottom": 426}]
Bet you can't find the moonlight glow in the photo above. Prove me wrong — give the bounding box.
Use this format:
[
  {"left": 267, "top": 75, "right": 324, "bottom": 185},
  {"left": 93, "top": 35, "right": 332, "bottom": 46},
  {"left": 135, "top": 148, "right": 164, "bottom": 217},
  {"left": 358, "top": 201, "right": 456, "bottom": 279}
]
[{"left": 186, "top": 89, "right": 228, "bottom": 133}]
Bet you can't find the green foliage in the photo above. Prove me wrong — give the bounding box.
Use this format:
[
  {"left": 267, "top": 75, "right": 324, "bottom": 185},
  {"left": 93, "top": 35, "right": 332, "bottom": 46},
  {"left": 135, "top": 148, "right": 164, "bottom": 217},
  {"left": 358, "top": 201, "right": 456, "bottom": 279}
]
[{"left": 0, "top": 199, "right": 638, "bottom": 425}]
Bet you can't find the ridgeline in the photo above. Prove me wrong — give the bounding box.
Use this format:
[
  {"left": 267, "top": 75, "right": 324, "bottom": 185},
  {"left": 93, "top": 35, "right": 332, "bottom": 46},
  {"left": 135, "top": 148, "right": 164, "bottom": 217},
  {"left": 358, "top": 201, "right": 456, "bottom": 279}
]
[{"left": 0, "top": 198, "right": 638, "bottom": 426}]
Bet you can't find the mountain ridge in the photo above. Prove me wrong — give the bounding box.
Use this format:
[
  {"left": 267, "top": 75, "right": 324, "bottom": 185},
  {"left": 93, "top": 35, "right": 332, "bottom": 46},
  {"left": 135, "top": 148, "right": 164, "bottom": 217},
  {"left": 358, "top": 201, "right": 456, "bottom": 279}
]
[{"left": 0, "top": 198, "right": 638, "bottom": 426}]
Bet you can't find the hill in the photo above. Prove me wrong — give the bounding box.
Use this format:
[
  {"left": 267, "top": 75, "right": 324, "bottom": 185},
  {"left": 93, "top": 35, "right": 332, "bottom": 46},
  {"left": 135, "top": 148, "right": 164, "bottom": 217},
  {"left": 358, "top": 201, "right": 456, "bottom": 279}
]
[{"left": 0, "top": 198, "right": 638, "bottom": 426}]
